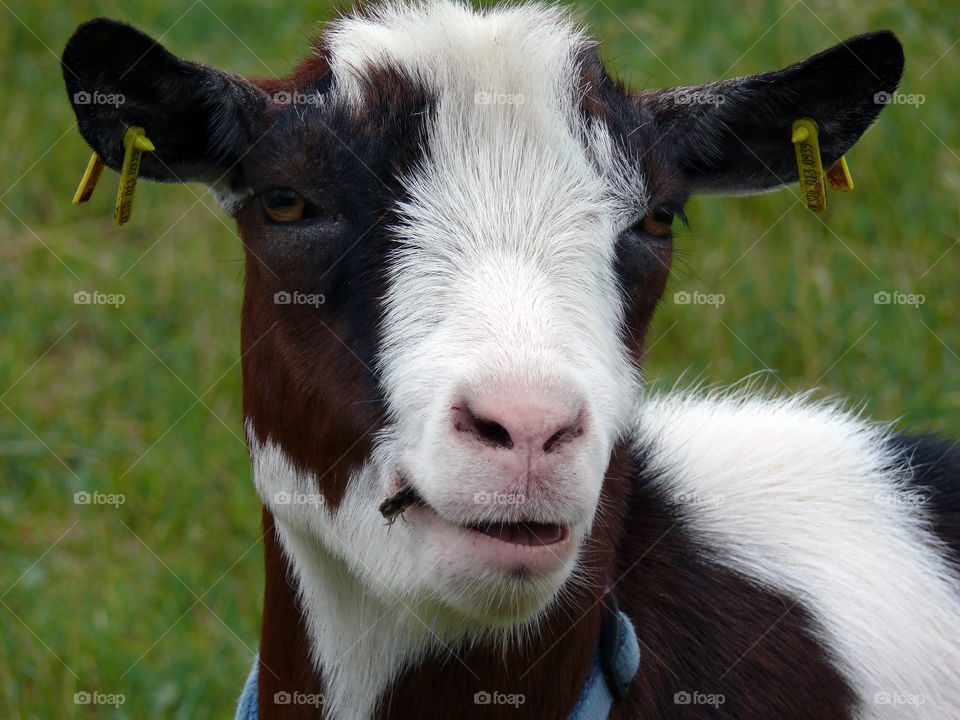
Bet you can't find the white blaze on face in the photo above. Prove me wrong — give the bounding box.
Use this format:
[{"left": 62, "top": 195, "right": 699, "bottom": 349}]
[{"left": 328, "top": 0, "right": 641, "bottom": 578}]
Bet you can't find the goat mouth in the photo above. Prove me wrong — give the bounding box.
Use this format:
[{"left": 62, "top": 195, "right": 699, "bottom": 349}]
[
  {"left": 380, "top": 487, "right": 568, "bottom": 546},
  {"left": 466, "top": 521, "right": 568, "bottom": 547},
  {"left": 381, "top": 482, "right": 575, "bottom": 571}
]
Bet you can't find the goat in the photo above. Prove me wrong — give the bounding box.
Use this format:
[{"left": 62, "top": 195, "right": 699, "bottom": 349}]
[{"left": 62, "top": 1, "right": 960, "bottom": 718}]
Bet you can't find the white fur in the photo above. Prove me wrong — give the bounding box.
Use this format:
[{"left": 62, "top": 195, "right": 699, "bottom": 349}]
[
  {"left": 248, "top": 423, "right": 547, "bottom": 720},
  {"left": 249, "top": 424, "right": 423, "bottom": 720},
  {"left": 209, "top": 180, "right": 252, "bottom": 214},
  {"left": 636, "top": 390, "right": 960, "bottom": 719}
]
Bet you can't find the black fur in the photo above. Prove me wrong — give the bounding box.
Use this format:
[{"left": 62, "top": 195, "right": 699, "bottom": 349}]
[
  {"left": 61, "top": 18, "right": 269, "bottom": 187},
  {"left": 608, "top": 444, "right": 856, "bottom": 718},
  {"left": 234, "top": 66, "right": 433, "bottom": 376},
  {"left": 888, "top": 433, "right": 960, "bottom": 565},
  {"left": 636, "top": 30, "right": 905, "bottom": 194}
]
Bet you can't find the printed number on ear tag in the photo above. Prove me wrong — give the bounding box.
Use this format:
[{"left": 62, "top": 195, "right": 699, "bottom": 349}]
[
  {"left": 791, "top": 118, "right": 827, "bottom": 213},
  {"left": 114, "top": 127, "right": 155, "bottom": 225},
  {"left": 791, "top": 118, "right": 854, "bottom": 213}
]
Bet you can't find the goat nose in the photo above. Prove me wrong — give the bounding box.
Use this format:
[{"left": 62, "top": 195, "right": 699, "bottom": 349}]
[{"left": 453, "top": 394, "right": 585, "bottom": 454}]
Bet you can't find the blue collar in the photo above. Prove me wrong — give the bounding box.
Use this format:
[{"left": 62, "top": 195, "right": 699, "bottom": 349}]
[
  {"left": 235, "top": 608, "right": 640, "bottom": 720},
  {"left": 569, "top": 607, "right": 642, "bottom": 719}
]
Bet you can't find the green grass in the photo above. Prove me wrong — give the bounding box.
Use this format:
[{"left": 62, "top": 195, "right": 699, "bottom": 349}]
[{"left": 1, "top": 0, "right": 957, "bottom": 717}]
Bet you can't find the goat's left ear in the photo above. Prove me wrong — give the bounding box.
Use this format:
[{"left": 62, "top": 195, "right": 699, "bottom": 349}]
[
  {"left": 635, "top": 30, "right": 904, "bottom": 195},
  {"left": 62, "top": 18, "right": 271, "bottom": 201}
]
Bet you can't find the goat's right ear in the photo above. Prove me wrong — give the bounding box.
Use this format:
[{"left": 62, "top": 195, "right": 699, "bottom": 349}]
[{"left": 62, "top": 18, "right": 270, "bottom": 199}]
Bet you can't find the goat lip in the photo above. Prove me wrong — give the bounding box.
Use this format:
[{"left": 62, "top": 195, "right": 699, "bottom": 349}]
[
  {"left": 465, "top": 521, "right": 568, "bottom": 547},
  {"left": 403, "top": 501, "right": 575, "bottom": 573}
]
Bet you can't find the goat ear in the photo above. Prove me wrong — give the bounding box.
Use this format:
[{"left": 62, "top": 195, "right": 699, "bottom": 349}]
[
  {"left": 62, "top": 18, "right": 270, "bottom": 198},
  {"left": 634, "top": 30, "right": 904, "bottom": 195}
]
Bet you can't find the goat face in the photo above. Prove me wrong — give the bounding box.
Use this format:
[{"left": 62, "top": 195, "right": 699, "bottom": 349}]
[
  {"left": 63, "top": 2, "right": 902, "bottom": 629},
  {"left": 237, "top": 12, "right": 667, "bottom": 624}
]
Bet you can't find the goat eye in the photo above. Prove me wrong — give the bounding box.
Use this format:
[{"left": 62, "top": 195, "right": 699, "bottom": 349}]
[
  {"left": 638, "top": 208, "right": 675, "bottom": 239},
  {"left": 261, "top": 188, "right": 311, "bottom": 223}
]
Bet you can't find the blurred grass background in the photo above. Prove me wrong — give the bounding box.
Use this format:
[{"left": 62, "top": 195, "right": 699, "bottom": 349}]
[{"left": 0, "top": 0, "right": 956, "bottom": 717}]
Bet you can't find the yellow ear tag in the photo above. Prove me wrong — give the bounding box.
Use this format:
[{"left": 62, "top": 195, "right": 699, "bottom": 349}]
[
  {"left": 72, "top": 152, "right": 106, "bottom": 205},
  {"left": 791, "top": 118, "right": 827, "bottom": 213},
  {"left": 113, "top": 126, "right": 155, "bottom": 225},
  {"left": 826, "top": 156, "right": 854, "bottom": 192}
]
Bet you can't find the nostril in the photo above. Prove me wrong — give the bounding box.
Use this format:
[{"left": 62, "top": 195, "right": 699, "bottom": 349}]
[
  {"left": 453, "top": 405, "right": 514, "bottom": 448},
  {"left": 472, "top": 415, "right": 514, "bottom": 448},
  {"left": 542, "top": 411, "right": 584, "bottom": 453}
]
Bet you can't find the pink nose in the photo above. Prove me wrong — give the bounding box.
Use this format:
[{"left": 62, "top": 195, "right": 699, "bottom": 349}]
[{"left": 453, "top": 393, "right": 585, "bottom": 455}]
